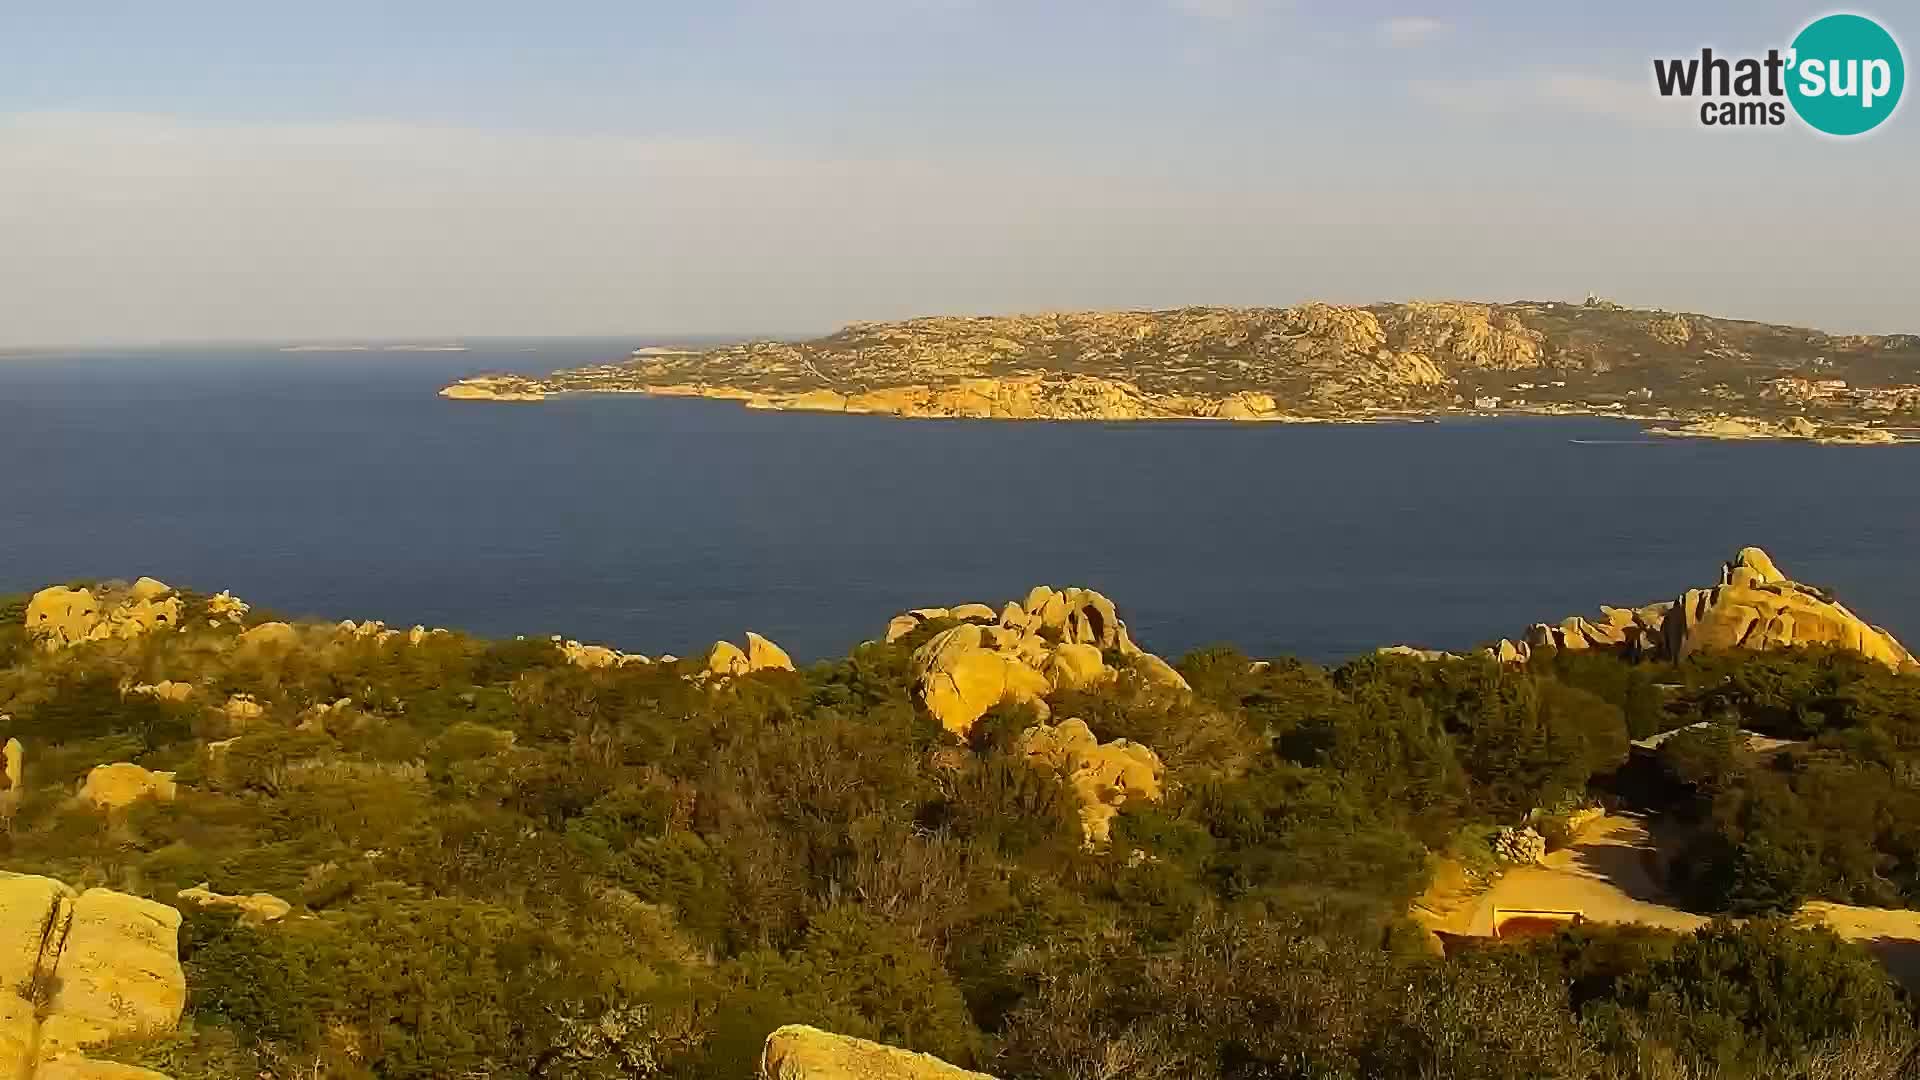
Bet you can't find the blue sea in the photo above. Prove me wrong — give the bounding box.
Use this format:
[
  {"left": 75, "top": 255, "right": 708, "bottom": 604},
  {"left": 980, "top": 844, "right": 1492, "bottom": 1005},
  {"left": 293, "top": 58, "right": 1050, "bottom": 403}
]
[{"left": 3, "top": 340, "right": 1917, "bottom": 664}]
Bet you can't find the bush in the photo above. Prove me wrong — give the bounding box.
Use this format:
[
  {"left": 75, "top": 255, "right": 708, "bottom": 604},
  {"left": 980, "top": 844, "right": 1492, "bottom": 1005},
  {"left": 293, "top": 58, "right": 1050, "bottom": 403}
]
[{"left": 1581, "top": 919, "right": 1911, "bottom": 1072}]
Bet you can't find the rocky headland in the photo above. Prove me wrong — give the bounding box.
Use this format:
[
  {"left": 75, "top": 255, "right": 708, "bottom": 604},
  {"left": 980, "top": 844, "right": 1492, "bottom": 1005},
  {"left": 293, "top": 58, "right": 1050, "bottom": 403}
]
[
  {"left": 1493, "top": 547, "right": 1915, "bottom": 671},
  {"left": 440, "top": 300, "right": 1920, "bottom": 440}
]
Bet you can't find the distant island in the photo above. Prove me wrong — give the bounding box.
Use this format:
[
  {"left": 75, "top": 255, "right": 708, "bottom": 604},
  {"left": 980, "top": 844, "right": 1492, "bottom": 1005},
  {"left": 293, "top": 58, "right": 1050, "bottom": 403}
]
[{"left": 439, "top": 298, "right": 1920, "bottom": 443}]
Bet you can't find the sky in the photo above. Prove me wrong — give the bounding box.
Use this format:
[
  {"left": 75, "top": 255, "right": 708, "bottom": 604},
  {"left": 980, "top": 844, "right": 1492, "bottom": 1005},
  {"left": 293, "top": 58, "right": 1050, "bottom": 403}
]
[{"left": 1, "top": 1, "right": 1915, "bottom": 346}]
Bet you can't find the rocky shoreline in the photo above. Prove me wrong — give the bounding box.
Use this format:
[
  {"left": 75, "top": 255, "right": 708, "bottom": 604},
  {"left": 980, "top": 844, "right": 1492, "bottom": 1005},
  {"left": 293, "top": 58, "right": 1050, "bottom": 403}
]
[
  {"left": 439, "top": 373, "right": 1917, "bottom": 445},
  {"left": 1645, "top": 415, "right": 1915, "bottom": 445}
]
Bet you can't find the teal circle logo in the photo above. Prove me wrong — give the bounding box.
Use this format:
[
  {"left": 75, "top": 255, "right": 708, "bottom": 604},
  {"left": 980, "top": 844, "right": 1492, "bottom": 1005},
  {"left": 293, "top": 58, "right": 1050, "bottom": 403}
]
[{"left": 1787, "top": 14, "right": 1904, "bottom": 135}]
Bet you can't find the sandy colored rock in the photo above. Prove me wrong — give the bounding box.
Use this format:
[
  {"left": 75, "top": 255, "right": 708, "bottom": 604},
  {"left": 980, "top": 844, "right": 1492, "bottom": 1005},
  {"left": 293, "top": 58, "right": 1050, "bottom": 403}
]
[
  {"left": 562, "top": 641, "right": 622, "bottom": 668},
  {"left": 1045, "top": 643, "right": 1108, "bottom": 692},
  {"left": 703, "top": 640, "right": 750, "bottom": 678},
  {"left": 0, "top": 875, "right": 185, "bottom": 1076},
  {"left": 176, "top": 883, "right": 292, "bottom": 925},
  {"left": 1019, "top": 718, "right": 1164, "bottom": 847},
  {"left": 1127, "top": 652, "right": 1192, "bottom": 693},
  {"left": 205, "top": 591, "right": 250, "bottom": 623},
  {"left": 912, "top": 625, "right": 1049, "bottom": 736},
  {"left": 1664, "top": 548, "right": 1913, "bottom": 669},
  {"left": 1022, "top": 586, "right": 1056, "bottom": 619},
  {"left": 761, "top": 1024, "right": 995, "bottom": 1080},
  {"left": 1390, "top": 302, "right": 1544, "bottom": 370},
  {"left": 1727, "top": 545, "right": 1784, "bottom": 584},
  {"left": 1, "top": 740, "right": 21, "bottom": 816},
  {"left": 125, "top": 681, "right": 192, "bottom": 702},
  {"left": 745, "top": 632, "right": 795, "bottom": 672},
  {"left": 884, "top": 615, "right": 922, "bottom": 643},
  {"left": 35, "top": 1056, "right": 173, "bottom": 1080},
  {"left": 78, "top": 764, "right": 177, "bottom": 812},
  {"left": 904, "top": 586, "right": 1179, "bottom": 734},
  {"left": 24, "top": 584, "right": 182, "bottom": 651},
  {"left": 559, "top": 639, "right": 649, "bottom": 669},
  {"left": 0, "top": 874, "right": 73, "bottom": 991},
  {"left": 221, "top": 694, "right": 266, "bottom": 728},
  {"left": 236, "top": 621, "right": 298, "bottom": 652},
  {"left": 24, "top": 588, "right": 101, "bottom": 648},
  {"left": 37, "top": 889, "right": 186, "bottom": 1056},
  {"left": 1519, "top": 547, "right": 1913, "bottom": 671},
  {"left": 1490, "top": 639, "right": 1530, "bottom": 663},
  {"left": 1213, "top": 391, "right": 1283, "bottom": 420},
  {"left": 1378, "top": 645, "right": 1455, "bottom": 662},
  {"left": 0, "top": 992, "right": 36, "bottom": 1080}
]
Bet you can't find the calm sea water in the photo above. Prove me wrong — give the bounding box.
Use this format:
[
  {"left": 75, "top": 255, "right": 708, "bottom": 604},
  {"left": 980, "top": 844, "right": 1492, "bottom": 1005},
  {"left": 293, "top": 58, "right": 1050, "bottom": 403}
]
[{"left": 3, "top": 341, "right": 1917, "bottom": 663}]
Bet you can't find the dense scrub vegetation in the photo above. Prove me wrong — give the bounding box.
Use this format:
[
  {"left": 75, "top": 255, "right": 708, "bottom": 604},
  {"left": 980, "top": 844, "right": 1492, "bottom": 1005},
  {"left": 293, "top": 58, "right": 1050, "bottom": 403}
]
[{"left": 2, "top": 593, "right": 1918, "bottom": 1078}]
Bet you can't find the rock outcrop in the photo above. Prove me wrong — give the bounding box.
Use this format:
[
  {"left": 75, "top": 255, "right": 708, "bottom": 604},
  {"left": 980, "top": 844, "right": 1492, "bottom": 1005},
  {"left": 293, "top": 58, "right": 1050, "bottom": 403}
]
[
  {"left": 760, "top": 1025, "right": 994, "bottom": 1080},
  {"left": 911, "top": 624, "right": 1053, "bottom": 737},
  {"left": 558, "top": 638, "right": 651, "bottom": 669},
  {"left": 77, "top": 765, "right": 176, "bottom": 812},
  {"left": 24, "top": 584, "right": 182, "bottom": 652},
  {"left": 1669, "top": 548, "right": 1914, "bottom": 668},
  {"left": 900, "top": 587, "right": 1188, "bottom": 736},
  {"left": 1, "top": 742, "right": 21, "bottom": 820},
  {"left": 123, "top": 682, "right": 192, "bottom": 703},
  {"left": 220, "top": 695, "right": 266, "bottom": 728},
  {"left": 1526, "top": 548, "right": 1914, "bottom": 671},
  {"left": 1378, "top": 645, "right": 1460, "bottom": 662},
  {"left": 235, "top": 621, "right": 298, "bottom": 653},
  {"left": 1389, "top": 302, "right": 1545, "bottom": 370},
  {"left": 745, "top": 632, "right": 795, "bottom": 672},
  {"left": 175, "top": 884, "right": 291, "bottom": 925},
  {"left": 1018, "top": 719, "right": 1165, "bottom": 847},
  {"left": 1647, "top": 417, "right": 1909, "bottom": 445},
  {"left": 0, "top": 873, "right": 184, "bottom": 1079},
  {"left": 702, "top": 634, "right": 796, "bottom": 679},
  {"left": 204, "top": 591, "right": 249, "bottom": 624}
]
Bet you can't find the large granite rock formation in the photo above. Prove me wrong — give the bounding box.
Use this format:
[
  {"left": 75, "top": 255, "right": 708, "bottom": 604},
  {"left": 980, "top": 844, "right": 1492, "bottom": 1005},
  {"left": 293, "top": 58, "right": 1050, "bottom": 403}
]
[
  {"left": 77, "top": 765, "right": 177, "bottom": 812},
  {"left": 0, "top": 874, "right": 184, "bottom": 1080},
  {"left": 760, "top": 1025, "right": 994, "bottom": 1079},
  {"left": 1519, "top": 547, "right": 1914, "bottom": 670},
  {"left": 910, "top": 625, "right": 1053, "bottom": 737},
  {"left": 899, "top": 587, "right": 1189, "bottom": 736},
  {"left": 702, "top": 633, "right": 797, "bottom": 679},
  {"left": 234, "top": 621, "right": 298, "bottom": 653},
  {"left": 1018, "top": 719, "right": 1165, "bottom": 847},
  {"left": 23, "top": 582, "right": 182, "bottom": 652}
]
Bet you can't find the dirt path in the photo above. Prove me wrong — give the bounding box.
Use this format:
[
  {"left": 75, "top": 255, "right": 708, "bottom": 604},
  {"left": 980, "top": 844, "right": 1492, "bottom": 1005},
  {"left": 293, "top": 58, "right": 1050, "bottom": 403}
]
[
  {"left": 1415, "top": 814, "right": 1920, "bottom": 988},
  {"left": 1468, "top": 814, "right": 1707, "bottom": 935}
]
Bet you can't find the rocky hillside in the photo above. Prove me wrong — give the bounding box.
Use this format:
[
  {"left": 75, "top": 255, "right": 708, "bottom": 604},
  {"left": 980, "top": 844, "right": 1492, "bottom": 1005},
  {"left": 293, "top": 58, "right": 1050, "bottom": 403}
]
[
  {"left": 5, "top": 564, "right": 1920, "bottom": 1078},
  {"left": 442, "top": 300, "right": 1920, "bottom": 431}
]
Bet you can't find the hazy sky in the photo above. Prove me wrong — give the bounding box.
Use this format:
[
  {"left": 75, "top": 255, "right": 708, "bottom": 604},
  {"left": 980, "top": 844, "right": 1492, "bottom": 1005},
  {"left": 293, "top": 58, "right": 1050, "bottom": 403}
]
[{"left": 2, "top": 1, "right": 1914, "bottom": 345}]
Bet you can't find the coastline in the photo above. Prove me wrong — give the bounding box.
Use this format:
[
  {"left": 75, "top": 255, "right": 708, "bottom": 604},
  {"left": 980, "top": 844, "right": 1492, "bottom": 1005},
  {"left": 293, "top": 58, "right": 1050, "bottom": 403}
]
[{"left": 436, "top": 375, "right": 1915, "bottom": 443}]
